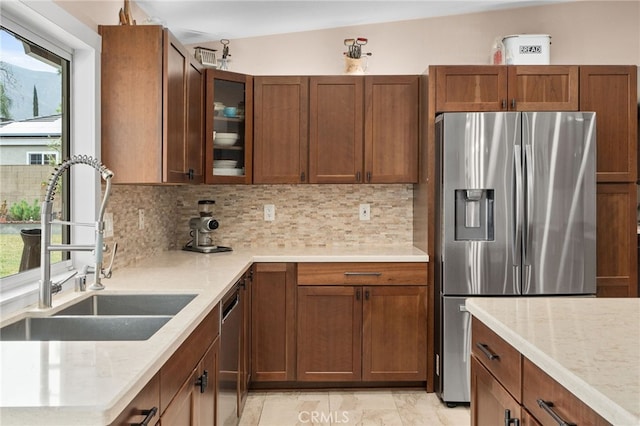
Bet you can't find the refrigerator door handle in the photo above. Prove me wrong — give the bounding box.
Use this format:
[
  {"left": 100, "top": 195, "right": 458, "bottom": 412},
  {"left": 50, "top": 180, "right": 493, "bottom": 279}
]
[
  {"left": 524, "top": 144, "right": 534, "bottom": 263},
  {"left": 513, "top": 147, "right": 523, "bottom": 289},
  {"left": 524, "top": 144, "right": 534, "bottom": 293}
]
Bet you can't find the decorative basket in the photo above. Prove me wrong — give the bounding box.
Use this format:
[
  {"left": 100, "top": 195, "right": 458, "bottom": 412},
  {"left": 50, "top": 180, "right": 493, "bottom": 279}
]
[{"left": 194, "top": 47, "right": 218, "bottom": 67}]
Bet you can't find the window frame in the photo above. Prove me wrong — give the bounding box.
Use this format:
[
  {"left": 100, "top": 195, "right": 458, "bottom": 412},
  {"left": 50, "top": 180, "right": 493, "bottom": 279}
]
[{"left": 0, "top": 0, "right": 102, "bottom": 313}]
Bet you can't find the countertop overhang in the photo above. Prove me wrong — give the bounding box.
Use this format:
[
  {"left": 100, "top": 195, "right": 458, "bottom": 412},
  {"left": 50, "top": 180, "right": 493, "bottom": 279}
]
[
  {"left": 466, "top": 297, "right": 640, "bottom": 425},
  {"left": 0, "top": 246, "right": 428, "bottom": 425}
]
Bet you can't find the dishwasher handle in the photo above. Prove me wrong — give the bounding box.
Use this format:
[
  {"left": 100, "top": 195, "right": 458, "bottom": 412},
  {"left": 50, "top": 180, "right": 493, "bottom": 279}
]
[{"left": 222, "top": 288, "right": 239, "bottom": 322}]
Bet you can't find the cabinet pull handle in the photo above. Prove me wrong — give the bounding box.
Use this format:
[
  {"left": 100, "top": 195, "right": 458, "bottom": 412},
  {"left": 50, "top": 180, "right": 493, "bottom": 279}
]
[
  {"left": 356, "top": 171, "right": 361, "bottom": 182},
  {"left": 356, "top": 289, "right": 361, "bottom": 300},
  {"left": 344, "top": 272, "right": 382, "bottom": 276},
  {"left": 136, "top": 406, "right": 158, "bottom": 426},
  {"left": 511, "top": 98, "right": 516, "bottom": 109},
  {"left": 504, "top": 409, "right": 520, "bottom": 426},
  {"left": 364, "top": 289, "right": 370, "bottom": 300},
  {"left": 195, "top": 370, "right": 209, "bottom": 393},
  {"left": 366, "top": 171, "right": 371, "bottom": 183},
  {"left": 536, "top": 399, "right": 577, "bottom": 426},
  {"left": 501, "top": 99, "right": 507, "bottom": 110},
  {"left": 476, "top": 342, "right": 500, "bottom": 360},
  {"left": 186, "top": 169, "right": 194, "bottom": 180},
  {"left": 300, "top": 171, "right": 306, "bottom": 182}
]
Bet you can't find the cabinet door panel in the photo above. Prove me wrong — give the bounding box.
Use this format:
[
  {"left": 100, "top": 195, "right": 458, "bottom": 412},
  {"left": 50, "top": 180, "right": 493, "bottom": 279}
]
[
  {"left": 99, "top": 25, "right": 164, "bottom": 183},
  {"left": 205, "top": 70, "right": 253, "bottom": 184},
  {"left": 362, "top": 286, "right": 427, "bottom": 381},
  {"left": 309, "top": 76, "right": 364, "bottom": 183},
  {"left": 580, "top": 66, "right": 637, "bottom": 182},
  {"left": 254, "top": 76, "right": 309, "bottom": 183},
  {"left": 297, "top": 286, "right": 362, "bottom": 381},
  {"left": 252, "top": 263, "right": 296, "bottom": 381},
  {"left": 161, "top": 369, "right": 197, "bottom": 426},
  {"left": 596, "top": 183, "right": 637, "bottom": 297},
  {"left": 435, "top": 66, "right": 508, "bottom": 112},
  {"left": 470, "top": 356, "right": 522, "bottom": 426},
  {"left": 364, "top": 76, "right": 419, "bottom": 183},
  {"left": 195, "top": 340, "right": 218, "bottom": 426},
  {"left": 185, "top": 60, "right": 204, "bottom": 183},
  {"left": 165, "top": 34, "right": 189, "bottom": 183},
  {"left": 508, "top": 66, "right": 578, "bottom": 111}
]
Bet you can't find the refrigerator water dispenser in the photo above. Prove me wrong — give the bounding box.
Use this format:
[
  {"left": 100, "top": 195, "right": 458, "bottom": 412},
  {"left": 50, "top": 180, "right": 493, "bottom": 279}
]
[{"left": 454, "top": 189, "right": 494, "bottom": 241}]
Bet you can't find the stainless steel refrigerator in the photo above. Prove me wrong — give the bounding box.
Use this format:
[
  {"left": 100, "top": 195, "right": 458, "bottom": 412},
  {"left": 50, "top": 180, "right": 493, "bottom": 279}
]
[{"left": 434, "top": 111, "right": 596, "bottom": 405}]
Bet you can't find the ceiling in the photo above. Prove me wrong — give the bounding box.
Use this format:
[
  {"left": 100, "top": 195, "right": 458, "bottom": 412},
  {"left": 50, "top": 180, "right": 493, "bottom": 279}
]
[{"left": 135, "top": 0, "right": 567, "bottom": 45}]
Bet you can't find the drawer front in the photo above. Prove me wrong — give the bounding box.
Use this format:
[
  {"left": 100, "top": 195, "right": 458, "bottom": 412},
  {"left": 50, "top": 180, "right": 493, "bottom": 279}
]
[
  {"left": 160, "top": 304, "right": 220, "bottom": 414},
  {"left": 522, "top": 358, "right": 611, "bottom": 426},
  {"left": 471, "top": 318, "right": 522, "bottom": 401},
  {"left": 297, "top": 262, "right": 427, "bottom": 285}
]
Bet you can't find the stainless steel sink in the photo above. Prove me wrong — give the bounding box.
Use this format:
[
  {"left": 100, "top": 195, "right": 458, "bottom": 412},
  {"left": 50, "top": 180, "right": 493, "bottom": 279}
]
[
  {"left": 54, "top": 294, "right": 197, "bottom": 316},
  {"left": 0, "top": 315, "right": 172, "bottom": 341}
]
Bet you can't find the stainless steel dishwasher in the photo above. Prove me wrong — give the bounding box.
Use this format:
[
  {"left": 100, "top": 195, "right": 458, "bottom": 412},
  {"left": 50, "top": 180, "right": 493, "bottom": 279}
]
[{"left": 218, "top": 281, "right": 242, "bottom": 426}]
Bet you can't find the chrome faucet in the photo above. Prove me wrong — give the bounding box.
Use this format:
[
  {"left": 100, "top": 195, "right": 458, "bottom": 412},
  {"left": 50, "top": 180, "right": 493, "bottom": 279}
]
[{"left": 39, "top": 155, "right": 115, "bottom": 309}]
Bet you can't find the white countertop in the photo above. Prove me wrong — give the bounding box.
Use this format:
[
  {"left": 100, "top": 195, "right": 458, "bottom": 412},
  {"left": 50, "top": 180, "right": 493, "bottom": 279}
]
[
  {"left": 466, "top": 297, "right": 640, "bottom": 425},
  {"left": 0, "top": 246, "right": 427, "bottom": 425}
]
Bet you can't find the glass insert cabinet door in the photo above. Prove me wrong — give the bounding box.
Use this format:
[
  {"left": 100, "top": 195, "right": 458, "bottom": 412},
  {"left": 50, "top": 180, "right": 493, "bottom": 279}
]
[{"left": 205, "top": 69, "right": 253, "bottom": 184}]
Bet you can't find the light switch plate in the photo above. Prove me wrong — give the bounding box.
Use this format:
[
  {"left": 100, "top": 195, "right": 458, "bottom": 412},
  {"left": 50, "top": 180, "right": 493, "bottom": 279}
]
[
  {"left": 359, "top": 203, "right": 370, "bottom": 221},
  {"left": 264, "top": 204, "right": 275, "bottom": 221},
  {"left": 104, "top": 212, "right": 114, "bottom": 237}
]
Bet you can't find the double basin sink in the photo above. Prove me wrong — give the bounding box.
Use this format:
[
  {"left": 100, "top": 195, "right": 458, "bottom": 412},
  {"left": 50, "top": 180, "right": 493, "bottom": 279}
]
[{"left": 0, "top": 294, "right": 196, "bottom": 341}]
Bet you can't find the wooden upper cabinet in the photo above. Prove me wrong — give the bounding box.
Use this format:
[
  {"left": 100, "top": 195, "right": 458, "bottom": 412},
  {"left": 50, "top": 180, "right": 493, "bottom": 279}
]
[
  {"left": 435, "top": 66, "right": 508, "bottom": 112},
  {"left": 508, "top": 65, "right": 578, "bottom": 111},
  {"left": 364, "top": 76, "right": 419, "bottom": 183},
  {"left": 253, "top": 76, "right": 309, "bottom": 183},
  {"left": 433, "top": 65, "right": 578, "bottom": 112},
  {"left": 580, "top": 65, "right": 637, "bottom": 182},
  {"left": 309, "top": 76, "right": 364, "bottom": 183},
  {"left": 309, "top": 75, "right": 419, "bottom": 184},
  {"left": 205, "top": 70, "right": 253, "bottom": 184},
  {"left": 100, "top": 25, "right": 203, "bottom": 184}
]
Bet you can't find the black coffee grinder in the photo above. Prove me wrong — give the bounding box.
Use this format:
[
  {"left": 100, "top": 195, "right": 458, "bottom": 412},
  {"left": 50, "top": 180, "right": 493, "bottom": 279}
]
[{"left": 183, "top": 200, "right": 232, "bottom": 253}]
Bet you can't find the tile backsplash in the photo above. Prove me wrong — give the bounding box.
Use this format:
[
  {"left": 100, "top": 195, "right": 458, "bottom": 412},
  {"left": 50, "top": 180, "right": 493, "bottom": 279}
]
[{"left": 106, "top": 184, "right": 414, "bottom": 268}]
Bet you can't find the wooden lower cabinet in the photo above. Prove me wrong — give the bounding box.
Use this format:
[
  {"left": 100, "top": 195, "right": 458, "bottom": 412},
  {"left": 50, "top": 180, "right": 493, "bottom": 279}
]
[
  {"left": 522, "top": 358, "right": 610, "bottom": 426},
  {"left": 297, "top": 286, "right": 362, "bottom": 381},
  {"left": 471, "top": 318, "right": 612, "bottom": 426},
  {"left": 251, "top": 263, "right": 297, "bottom": 382},
  {"left": 596, "top": 183, "right": 638, "bottom": 297},
  {"left": 297, "top": 285, "right": 427, "bottom": 382},
  {"left": 470, "top": 356, "right": 521, "bottom": 426},
  {"left": 109, "top": 373, "right": 160, "bottom": 426},
  {"left": 362, "top": 286, "right": 427, "bottom": 381},
  {"left": 161, "top": 339, "right": 218, "bottom": 426}
]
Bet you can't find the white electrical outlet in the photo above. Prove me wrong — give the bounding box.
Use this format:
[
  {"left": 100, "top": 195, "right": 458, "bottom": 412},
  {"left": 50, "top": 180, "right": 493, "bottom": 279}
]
[
  {"left": 138, "top": 209, "right": 145, "bottom": 230},
  {"left": 104, "top": 212, "right": 114, "bottom": 237},
  {"left": 359, "top": 203, "right": 371, "bottom": 221},
  {"left": 264, "top": 204, "right": 275, "bottom": 221}
]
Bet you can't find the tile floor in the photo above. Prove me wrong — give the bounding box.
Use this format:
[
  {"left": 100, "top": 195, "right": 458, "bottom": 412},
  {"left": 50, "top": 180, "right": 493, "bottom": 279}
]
[{"left": 238, "top": 390, "right": 470, "bottom": 426}]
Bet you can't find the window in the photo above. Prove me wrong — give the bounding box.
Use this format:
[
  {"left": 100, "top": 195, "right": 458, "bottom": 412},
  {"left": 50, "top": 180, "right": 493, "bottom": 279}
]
[
  {"left": 0, "top": 26, "right": 69, "bottom": 279},
  {"left": 0, "top": 1, "right": 101, "bottom": 312},
  {"left": 27, "top": 152, "right": 59, "bottom": 165}
]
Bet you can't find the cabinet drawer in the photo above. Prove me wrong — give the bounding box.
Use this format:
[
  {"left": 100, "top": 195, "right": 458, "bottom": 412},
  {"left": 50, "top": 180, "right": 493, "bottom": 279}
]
[
  {"left": 160, "top": 304, "right": 220, "bottom": 414},
  {"left": 471, "top": 318, "right": 522, "bottom": 401},
  {"left": 297, "top": 262, "right": 427, "bottom": 285},
  {"left": 109, "top": 373, "right": 160, "bottom": 426},
  {"left": 522, "top": 358, "right": 611, "bottom": 426}
]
